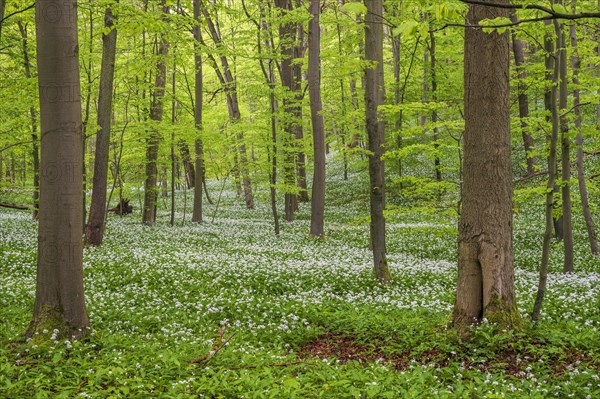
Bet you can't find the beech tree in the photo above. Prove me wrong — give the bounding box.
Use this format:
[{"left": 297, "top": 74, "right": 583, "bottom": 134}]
[
  {"left": 85, "top": 3, "right": 118, "bottom": 245},
  {"left": 364, "top": 0, "right": 391, "bottom": 284},
  {"left": 453, "top": 0, "right": 518, "bottom": 330},
  {"left": 28, "top": 0, "right": 89, "bottom": 339}
]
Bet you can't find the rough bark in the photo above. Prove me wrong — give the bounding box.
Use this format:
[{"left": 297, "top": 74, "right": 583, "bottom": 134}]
[
  {"left": 143, "top": 0, "right": 169, "bottom": 224},
  {"left": 364, "top": 0, "right": 391, "bottom": 284},
  {"left": 85, "top": 5, "right": 117, "bottom": 245},
  {"left": 308, "top": 0, "right": 325, "bottom": 237},
  {"left": 192, "top": 0, "right": 204, "bottom": 223},
  {"left": 29, "top": 0, "right": 89, "bottom": 339},
  {"left": 570, "top": 2, "right": 599, "bottom": 255},
  {"left": 178, "top": 140, "right": 195, "bottom": 189},
  {"left": 453, "top": 0, "right": 517, "bottom": 331}
]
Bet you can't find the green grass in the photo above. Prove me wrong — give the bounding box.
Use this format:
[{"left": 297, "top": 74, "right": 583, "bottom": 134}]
[{"left": 0, "top": 169, "right": 599, "bottom": 398}]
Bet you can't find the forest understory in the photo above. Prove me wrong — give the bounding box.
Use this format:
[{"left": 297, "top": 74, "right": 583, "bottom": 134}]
[{"left": 1, "top": 160, "right": 599, "bottom": 398}]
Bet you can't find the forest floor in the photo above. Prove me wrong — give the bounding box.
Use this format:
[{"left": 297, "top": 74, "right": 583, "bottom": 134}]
[{"left": 1, "top": 170, "right": 599, "bottom": 398}]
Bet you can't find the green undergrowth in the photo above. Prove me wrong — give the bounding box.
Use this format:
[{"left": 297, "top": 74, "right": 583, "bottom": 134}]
[{"left": 1, "top": 170, "right": 599, "bottom": 398}]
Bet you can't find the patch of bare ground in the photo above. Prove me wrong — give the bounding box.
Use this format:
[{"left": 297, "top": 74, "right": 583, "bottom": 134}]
[{"left": 297, "top": 333, "right": 600, "bottom": 377}]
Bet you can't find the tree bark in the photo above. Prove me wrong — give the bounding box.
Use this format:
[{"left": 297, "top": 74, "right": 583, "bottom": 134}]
[
  {"left": 294, "top": 17, "right": 309, "bottom": 203},
  {"left": 364, "top": 0, "right": 391, "bottom": 284},
  {"left": 557, "top": 14, "right": 573, "bottom": 273},
  {"left": 570, "top": 2, "right": 599, "bottom": 255},
  {"left": 308, "top": 0, "right": 325, "bottom": 237},
  {"left": 143, "top": 0, "right": 169, "bottom": 224},
  {"left": 510, "top": 15, "right": 537, "bottom": 177},
  {"left": 532, "top": 19, "right": 561, "bottom": 324},
  {"left": 453, "top": 0, "right": 517, "bottom": 331},
  {"left": 429, "top": 29, "right": 442, "bottom": 181},
  {"left": 85, "top": 5, "right": 117, "bottom": 245},
  {"left": 29, "top": 0, "right": 89, "bottom": 339},
  {"left": 192, "top": 0, "right": 204, "bottom": 223},
  {"left": 17, "top": 21, "right": 40, "bottom": 219}
]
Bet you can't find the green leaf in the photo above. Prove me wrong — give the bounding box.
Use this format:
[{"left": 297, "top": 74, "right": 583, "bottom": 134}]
[{"left": 341, "top": 2, "right": 367, "bottom": 15}]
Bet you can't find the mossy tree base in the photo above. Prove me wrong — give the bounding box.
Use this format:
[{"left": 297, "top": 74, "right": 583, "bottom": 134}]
[{"left": 25, "top": 305, "right": 88, "bottom": 343}]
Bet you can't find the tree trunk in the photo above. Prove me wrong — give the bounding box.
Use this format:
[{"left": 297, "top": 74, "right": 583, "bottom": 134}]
[
  {"left": 510, "top": 15, "right": 537, "bottom": 177},
  {"left": 453, "top": 0, "right": 517, "bottom": 331},
  {"left": 308, "top": 0, "right": 325, "bottom": 237},
  {"left": 570, "top": 2, "right": 599, "bottom": 255},
  {"left": 17, "top": 21, "right": 40, "bottom": 219},
  {"left": 557, "top": 15, "right": 573, "bottom": 273},
  {"left": 29, "top": 0, "right": 89, "bottom": 339},
  {"left": 429, "top": 29, "right": 442, "bottom": 181},
  {"left": 143, "top": 0, "right": 169, "bottom": 224},
  {"left": 295, "top": 1, "right": 309, "bottom": 203},
  {"left": 85, "top": 5, "right": 117, "bottom": 245},
  {"left": 544, "top": 25, "right": 563, "bottom": 240},
  {"left": 364, "top": 0, "right": 391, "bottom": 284},
  {"left": 192, "top": 0, "right": 204, "bottom": 223},
  {"left": 532, "top": 19, "right": 561, "bottom": 324},
  {"left": 178, "top": 140, "right": 195, "bottom": 189}
]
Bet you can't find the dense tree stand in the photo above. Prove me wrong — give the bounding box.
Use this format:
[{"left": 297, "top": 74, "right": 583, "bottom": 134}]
[{"left": 452, "top": 0, "right": 519, "bottom": 332}]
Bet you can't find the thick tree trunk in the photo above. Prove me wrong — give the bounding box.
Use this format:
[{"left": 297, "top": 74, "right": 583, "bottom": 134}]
[
  {"left": 192, "top": 0, "right": 204, "bottom": 223},
  {"left": 510, "top": 16, "right": 537, "bottom": 177},
  {"left": 570, "top": 3, "right": 599, "bottom": 255},
  {"left": 143, "top": 0, "right": 169, "bottom": 224},
  {"left": 532, "top": 20, "right": 561, "bottom": 324},
  {"left": 17, "top": 21, "right": 40, "bottom": 219},
  {"left": 85, "top": 5, "right": 117, "bottom": 245},
  {"left": 29, "top": 0, "right": 89, "bottom": 339},
  {"left": 453, "top": 0, "right": 517, "bottom": 331},
  {"left": 364, "top": 0, "right": 391, "bottom": 284},
  {"left": 308, "top": 0, "right": 325, "bottom": 237}
]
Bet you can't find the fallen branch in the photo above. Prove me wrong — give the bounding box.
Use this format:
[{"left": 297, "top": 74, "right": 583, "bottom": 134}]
[
  {"left": 189, "top": 327, "right": 236, "bottom": 365},
  {"left": 0, "top": 201, "right": 31, "bottom": 210},
  {"left": 15, "top": 359, "right": 39, "bottom": 366}
]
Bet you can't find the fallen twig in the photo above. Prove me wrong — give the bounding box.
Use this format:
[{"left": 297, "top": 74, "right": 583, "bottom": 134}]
[
  {"left": 228, "top": 360, "right": 315, "bottom": 370},
  {"left": 189, "top": 327, "right": 236, "bottom": 365}
]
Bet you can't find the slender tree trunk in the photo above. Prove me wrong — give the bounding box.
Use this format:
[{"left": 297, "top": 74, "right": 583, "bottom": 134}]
[
  {"left": 556, "top": 12, "right": 573, "bottom": 273},
  {"left": 178, "top": 140, "right": 195, "bottom": 188},
  {"left": 276, "top": 0, "right": 298, "bottom": 221},
  {"left": 429, "top": 30, "right": 442, "bottom": 181},
  {"left": 308, "top": 0, "right": 325, "bottom": 237},
  {"left": 29, "top": 0, "right": 89, "bottom": 339},
  {"left": 544, "top": 25, "right": 563, "bottom": 240},
  {"left": 453, "top": 0, "right": 517, "bottom": 331},
  {"left": 170, "top": 51, "right": 177, "bottom": 227},
  {"left": 570, "top": 2, "right": 599, "bottom": 255},
  {"left": 143, "top": 0, "right": 169, "bottom": 224},
  {"left": 0, "top": 0, "right": 5, "bottom": 41},
  {"left": 295, "top": 20, "right": 309, "bottom": 203},
  {"left": 17, "top": 21, "right": 40, "bottom": 219},
  {"left": 364, "top": 0, "right": 391, "bottom": 284},
  {"left": 85, "top": 5, "right": 117, "bottom": 245},
  {"left": 532, "top": 20, "right": 561, "bottom": 323},
  {"left": 192, "top": 0, "right": 204, "bottom": 223}
]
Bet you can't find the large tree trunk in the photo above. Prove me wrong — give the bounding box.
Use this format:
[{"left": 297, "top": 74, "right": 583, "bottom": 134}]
[
  {"left": 570, "top": 2, "right": 599, "bottom": 255},
  {"left": 364, "top": 0, "right": 391, "bottom": 284},
  {"left": 143, "top": 0, "right": 169, "bottom": 224},
  {"left": 85, "top": 5, "right": 117, "bottom": 245},
  {"left": 17, "top": 21, "right": 40, "bottom": 219},
  {"left": 192, "top": 0, "right": 204, "bottom": 223},
  {"left": 510, "top": 15, "right": 537, "bottom": 177},
  {"left": 453, "top": 0, "right": 517, "bottom": 331},
  {"left": 308, "top": 0, "right": 325, "bottom": 237},
  {"left": 29, "top": 0, "right": 89, "bottom": 339}
]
